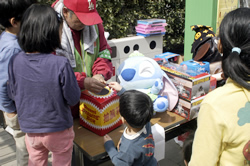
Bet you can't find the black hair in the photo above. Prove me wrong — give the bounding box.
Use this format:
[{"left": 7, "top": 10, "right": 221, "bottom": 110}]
[
  {"left": 119, "top": 90, "right": 154, "bottom": 128},
  {"left": 18, "top": 4, "right": 63, "bottom": 53},
  {"left": 219, "top": 8, "right": 250, "bottom": 89},
  {"left": 0, "top": 0, "right": 36, "bottom": 28},
  {"left": 182, "top": 132, "right": 194, "bottom": 163}
]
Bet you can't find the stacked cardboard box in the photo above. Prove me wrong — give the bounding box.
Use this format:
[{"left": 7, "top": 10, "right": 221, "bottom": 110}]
[
  {"left": 136, "top": 19, "right": 167, "bottom": 37},
  {"left": 160, "top": 65, "right": 210, "bottom": 120}
]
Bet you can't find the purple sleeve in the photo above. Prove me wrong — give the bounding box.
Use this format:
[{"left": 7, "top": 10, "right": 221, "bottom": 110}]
[{"left": 60, "top": 60, "right": 81, "bottom": 106}]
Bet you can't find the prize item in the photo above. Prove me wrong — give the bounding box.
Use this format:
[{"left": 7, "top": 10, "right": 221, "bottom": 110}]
[
  {"left": 180, "top": 60, "right": 210, "bottom": 76},
  {"left": 191, "top": 25, "right": 223, "bottom": 81},
  {"left": 161, "top": 65, "right": 210, "bottom": 101},
  {"left": 136, "top": 19, "right": 167, "bottom": 37},
  {"left": 191, "top": 25, "right": 222, "bottom": 63},
  {"left": 173, "top": 96, "right": 205, "bottom": 120},
  {"left": 79, "top": 86, "right": 122, "bottom": 136},
  {"left": 154, "top": 52, "right": 181, "bottom": 64},
  {"left": 117, "top": 51, "right": 178, "bottom": 112}
]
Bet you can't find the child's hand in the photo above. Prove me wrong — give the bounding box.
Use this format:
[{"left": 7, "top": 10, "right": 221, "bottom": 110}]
[
  {"left": 117, "top": 138, "right": 121, "bottom": 152},
  {"left": 104, "top": 134, "right": 112, "bottom": 143},
  {"left": 108, "top": 82, "right": 122, "bottom": 92}
]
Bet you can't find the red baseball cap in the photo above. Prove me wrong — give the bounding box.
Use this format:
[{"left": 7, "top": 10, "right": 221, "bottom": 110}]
[{"left": 64, "top": 0, "right": 103, "bottom": 26}]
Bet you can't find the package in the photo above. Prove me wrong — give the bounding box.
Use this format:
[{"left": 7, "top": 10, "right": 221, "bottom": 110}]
[
  {"left": 155, "top": 52, "right": 181, "bottom": 64},
  {"left": 136, "top": 23, "right": 167, "bottom": 29},
  {"left": 180, "top": 60, "right": 210, "bottom": 76},
  {"left": 135, "top": 27, "right": 166, "bottom": 34},
  {"left": 173, "top": 96, "right": 205, "bottom": 120},
  {"left": 137, "top": 19, "right": 166, "bottom": 25},
  {"left": 161, "top": 66, "right": 210, "bottom": 101},
  {"left": 136, "top": 32, "right": 166, "bottom": 37},
  {"left": 209, "top": 76, "right": 217, "bottom": 92},
  {"left": 136, "top": 19, "right": 167, "bottom": 37},
  {"left": 79, "top": 86, "right": 122, "bottom": 136}
]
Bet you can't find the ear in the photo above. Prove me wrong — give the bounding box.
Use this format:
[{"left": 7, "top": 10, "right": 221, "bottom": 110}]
[
  {"left": 121, "top": 117, "right": 126, "bottom": 124},
  {"left": 217, "top": 39, "right": 223, "bottom": 54},
  {"left": 62, "top": 7, "right": 69, "bottom": 18},
  {"left": 9, "top": 17, "right": 19, "bottom": 28}
]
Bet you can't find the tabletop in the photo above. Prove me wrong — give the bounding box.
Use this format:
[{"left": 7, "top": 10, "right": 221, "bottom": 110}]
[{"left": 73, "top": 111, "right": 186, "bottom": 161}]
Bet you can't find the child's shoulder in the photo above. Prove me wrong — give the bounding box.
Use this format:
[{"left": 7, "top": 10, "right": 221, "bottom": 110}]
[
  {"left": 48, "top": 53, "right": 71, "bottom": 66},
  {"left": 0, "top": 32, "right": 19, "bottom": 50}
]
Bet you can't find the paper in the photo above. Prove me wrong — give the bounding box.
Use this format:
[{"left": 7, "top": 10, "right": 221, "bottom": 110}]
[{"left": 151, "top": 123, "right": 165, "bottom": 161}]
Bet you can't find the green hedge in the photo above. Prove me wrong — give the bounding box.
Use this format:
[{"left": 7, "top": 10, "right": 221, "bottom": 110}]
[
  {"left": 1, "top": 0, "right": 185, "bottom": 54},
  {"left": 97, "top": 0, "right": 185, "bottom": 54}
]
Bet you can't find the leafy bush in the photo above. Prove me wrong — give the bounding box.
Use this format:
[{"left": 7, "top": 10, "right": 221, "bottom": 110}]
[
  {"left": 97, "top": 0, "right": 185, "bottom": 54},
  {"left": 1, "top": 0, "right": 185, "bottom": 54}
]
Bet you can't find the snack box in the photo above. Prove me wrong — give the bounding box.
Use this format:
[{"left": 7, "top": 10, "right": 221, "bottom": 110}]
[
  {"left": 173, "top": 96, "right": 205, "bottom": 120},
  {"left": 209, "top": 76, "right": 217, "bottom": 92},
  {"left": 161, "top": 65, "right": 210, "bottom": 101},
  {"left": 136, "top": 23, "right": 167, "bottom": 29},
  {"left": 137, "top": 19, "right": 166, "bottom": 25},
  {"left": 155, "top": 52, "right": 181, "bottom": 63},
  {"left": 79, "top": 86, "right": 122, "bottom": 136},
  {"left": 180, "top": 60, "right": 210, "bottom": 76},
  {"left": 136, "top": 32, "right": 166, "bottom": 37},
  {"left": 136, "top": 28, "right": 166, "bottom": 34}
]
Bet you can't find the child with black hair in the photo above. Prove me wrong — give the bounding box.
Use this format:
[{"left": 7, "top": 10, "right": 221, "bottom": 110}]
[
  {"left": 7, "top": 4, "right": 81, "bottom": 166},
  {"left": 0, "top": 0, "right": 35, "bottom": 165},
  {"left": 104, "top": 82, "right": 157, "bottom": 166},
  {"left": 189, "top": 8, "right": 250, "bottom": 166}
]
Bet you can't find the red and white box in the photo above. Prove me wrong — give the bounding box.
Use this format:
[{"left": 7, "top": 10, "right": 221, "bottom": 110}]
[
  {"left": 161, "top": 65, "right": 210, "bottom": 101},
  {"left": 173, "top": 96, "right": 205, "bottom": 120},
  {"left": 79, "top": 87, "right": 122, "bottom": 136}
]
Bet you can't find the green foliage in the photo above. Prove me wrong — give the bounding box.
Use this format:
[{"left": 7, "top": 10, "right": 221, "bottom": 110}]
[
  {"left": 0, "top": 0, "right": 185, "bottom": 54},
  {"left": 97, "top": 0, "right": 185, "bottom": 54}
]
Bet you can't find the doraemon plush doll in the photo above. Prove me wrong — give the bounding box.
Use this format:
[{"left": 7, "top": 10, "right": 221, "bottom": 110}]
[{"left": 117, "top": 51, "right": 179, "bottom": 112}]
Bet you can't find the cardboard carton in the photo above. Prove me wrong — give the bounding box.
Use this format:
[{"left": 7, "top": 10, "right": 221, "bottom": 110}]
[
  {"left": 173, "top": 96, "right": 205, "bottom": 120},
  {"left": 161, "top": 65, "right": 210, "bottom": 101},
  {"left": 180, "top": 60, "right": 210, "bottom": 76}
]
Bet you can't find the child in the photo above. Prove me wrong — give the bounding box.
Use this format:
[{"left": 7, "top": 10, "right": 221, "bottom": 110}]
[
  {"left": 189, "top": 8, "right": 250, "bottom": 165},
  {"left": 0, "top": 0, "right": 35, "bottom": 165},
  {"left": 104, "top": 82, "right": 157, "bottom": 166},
  {"left": 7, "top": 4, "right": 81, "bottom": 166}
]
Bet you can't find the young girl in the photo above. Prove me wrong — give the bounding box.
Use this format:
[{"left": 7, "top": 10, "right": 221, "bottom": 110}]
[
  {"left": 8, "top": 4, "right": 81, "bottom": 166},
  {"left": 189, "top": 8, "right": 250, "bottom": 165}
]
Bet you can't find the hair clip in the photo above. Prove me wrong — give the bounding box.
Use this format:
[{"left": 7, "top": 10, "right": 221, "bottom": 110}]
[
  {"left": 232, "top": 47, "right": 241, "bottom": 54},
  {"left": 56, "top": 12, "right": 62, "bottom": 22}
]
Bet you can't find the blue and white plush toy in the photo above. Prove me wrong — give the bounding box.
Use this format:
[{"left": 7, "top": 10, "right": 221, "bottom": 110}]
[{"left": 117, "top": 51, "right": 179, "bottom": 112}]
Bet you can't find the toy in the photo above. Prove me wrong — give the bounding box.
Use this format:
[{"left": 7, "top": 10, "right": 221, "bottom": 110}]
[
  {"left": 190, "top": 25, "right": 223, "bottom": 80},
  {"left": 180, "top": 60, "right": 210, "bottom": 76},
  {"left": 161, "top": 65, "right": 210, "bottom": 101},
  {"left": 117, "top": 51, "right": 179, "bottom": 112},
  {"left": 173, "top": 96, "right": 205, "bottom": 120}
]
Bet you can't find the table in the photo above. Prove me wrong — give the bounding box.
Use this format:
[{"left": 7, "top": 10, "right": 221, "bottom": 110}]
[{"left": 72, "top": 111, "right": 196, "bottom": 166}]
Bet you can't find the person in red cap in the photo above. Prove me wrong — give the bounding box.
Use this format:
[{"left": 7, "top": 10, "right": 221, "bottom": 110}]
[{"left": 52, "top": 0, "right": 113, "bottom": 118}]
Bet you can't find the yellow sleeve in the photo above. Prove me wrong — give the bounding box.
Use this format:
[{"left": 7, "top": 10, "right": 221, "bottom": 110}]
[{"left": 189, "top": 103, "right": 225, "bottom": 166}]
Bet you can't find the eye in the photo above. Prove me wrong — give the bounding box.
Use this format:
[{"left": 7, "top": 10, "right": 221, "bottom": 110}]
[{"left": 139, "top": 60, "right": 155, "bottom": 77}]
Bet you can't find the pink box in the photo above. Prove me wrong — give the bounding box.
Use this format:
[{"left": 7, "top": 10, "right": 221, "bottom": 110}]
[
  {"left": 136, "top": 23, "right": 167, "bottom": 29},
  {"left": 136, "top": 27, "right": 166, "bottom": 34}
]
